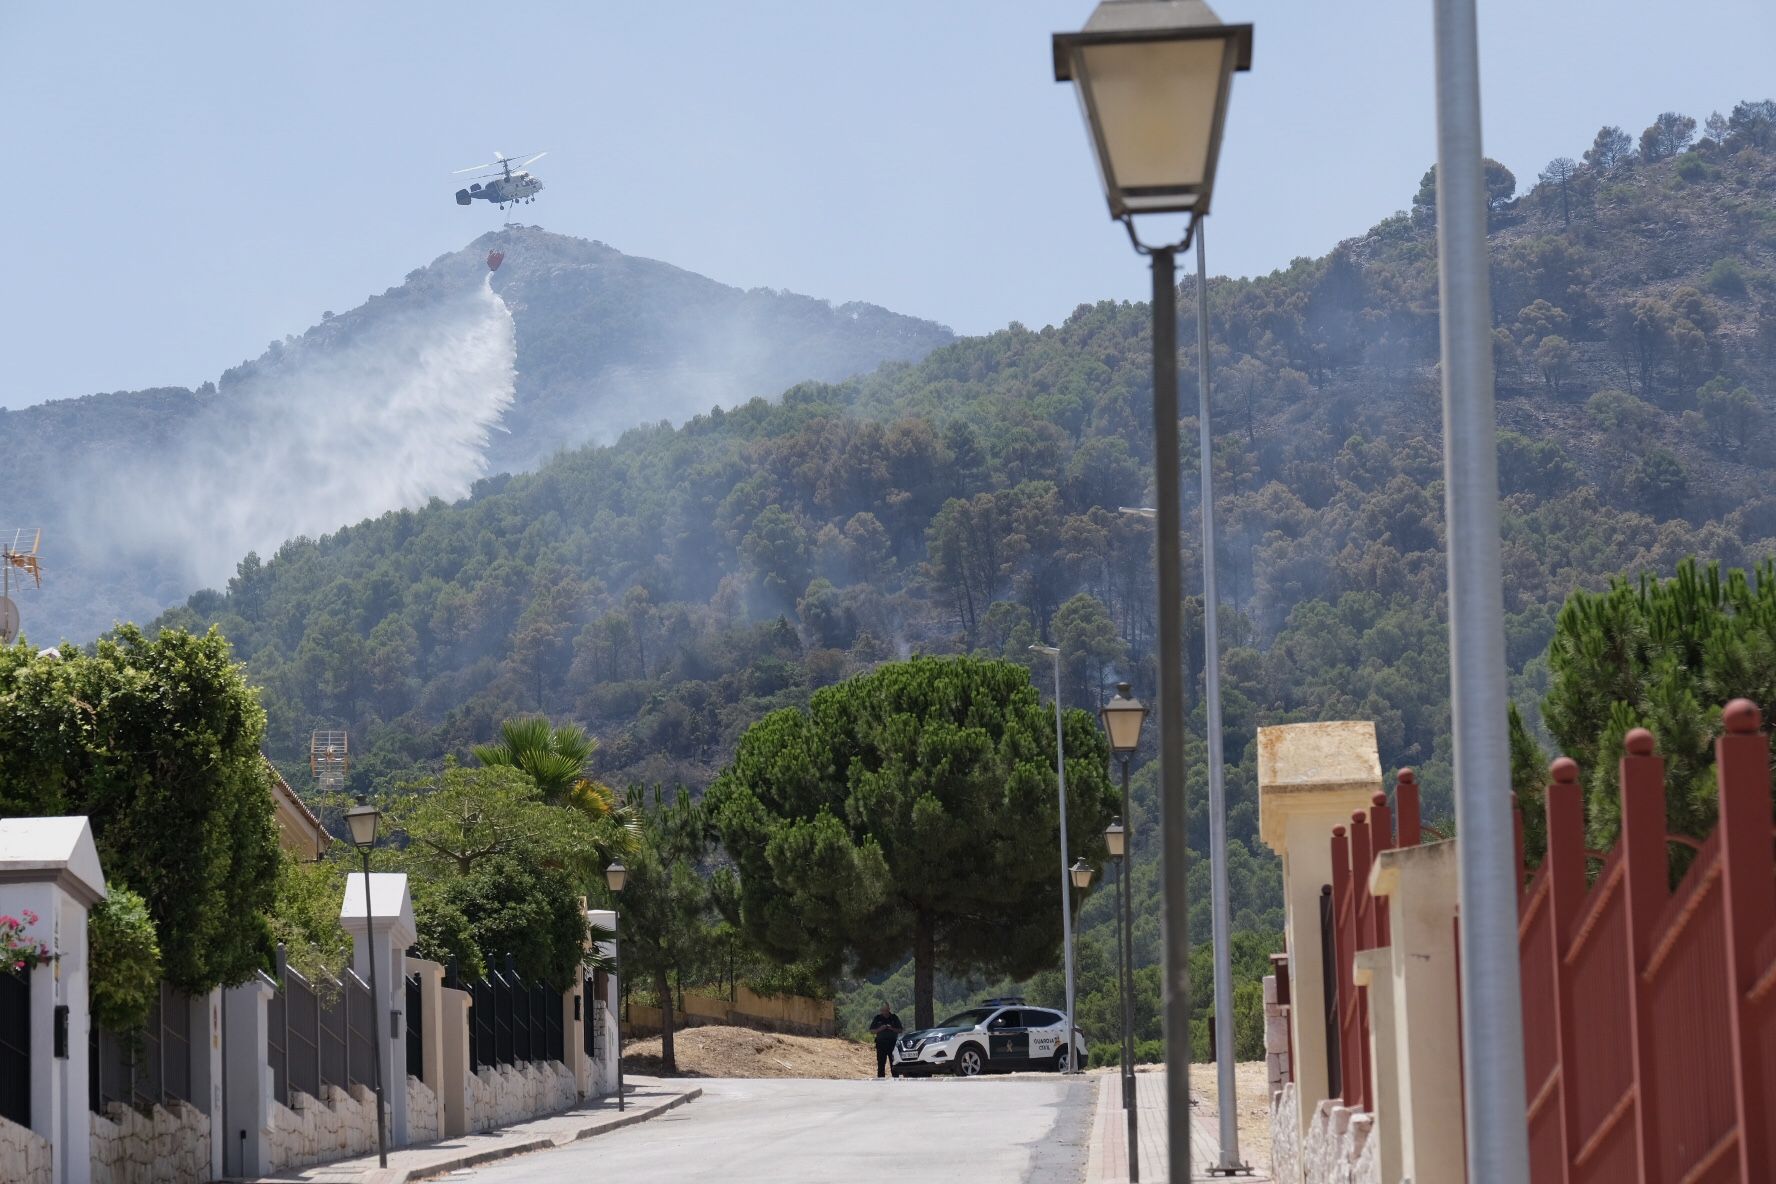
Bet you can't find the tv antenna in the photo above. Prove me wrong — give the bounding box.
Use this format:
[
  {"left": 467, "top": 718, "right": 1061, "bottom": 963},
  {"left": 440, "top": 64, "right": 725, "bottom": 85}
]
[
  {"left": 310, "top": 730, "right": 350, "bottom": 793},
  {"left": 0, "top": 529, "right": 43, "bottom": 645}
]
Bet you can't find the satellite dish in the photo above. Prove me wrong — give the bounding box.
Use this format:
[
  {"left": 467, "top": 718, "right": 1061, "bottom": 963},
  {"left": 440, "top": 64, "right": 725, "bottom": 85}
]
[{"left": 0, "top": 596, "right": 19, "bottom": 644}]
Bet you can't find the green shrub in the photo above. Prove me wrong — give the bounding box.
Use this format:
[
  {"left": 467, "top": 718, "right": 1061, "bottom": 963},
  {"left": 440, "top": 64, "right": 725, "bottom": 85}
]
[
  {"left": 1706, "top": 257, "right": 1749, "bottom": 299},
  {"left": 89, "top": 885, "right": 162, "bottom": 1034}
]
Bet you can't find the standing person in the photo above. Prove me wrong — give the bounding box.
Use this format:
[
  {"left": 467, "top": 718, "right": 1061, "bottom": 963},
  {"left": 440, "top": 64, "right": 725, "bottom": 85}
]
[{"left": 869, "top": 1002, "right": 904, "bottom": 1079}]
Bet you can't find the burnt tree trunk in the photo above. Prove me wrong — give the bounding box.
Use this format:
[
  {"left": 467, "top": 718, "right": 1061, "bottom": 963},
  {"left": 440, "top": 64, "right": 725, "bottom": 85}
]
[
  {"left": 913, "top": 909, "right": 935, "bottom": 1030},
  {"left": 655, "top": 966, "right": 676, "bottom": 1074}
]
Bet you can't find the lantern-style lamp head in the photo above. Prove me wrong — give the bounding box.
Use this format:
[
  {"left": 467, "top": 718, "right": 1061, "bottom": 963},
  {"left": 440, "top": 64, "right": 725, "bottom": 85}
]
[
  {"left": 344, "top": 796, "right": 380, "bottom": 851},
  {"left": 1105, "top": 817, "right": 1127, "bottom": 859},
  {"left": 1100, "top": 682, "right": 1148, "bottom": 755},
  {"left": 1053, "top": 0, "right": 1253, "bottom": 225},
  {"left": 604, "top": 860, "right": 628, "bottom": 893},
  {"left": 1071, "top": 858, "right": 1095, "bottom": 889}
]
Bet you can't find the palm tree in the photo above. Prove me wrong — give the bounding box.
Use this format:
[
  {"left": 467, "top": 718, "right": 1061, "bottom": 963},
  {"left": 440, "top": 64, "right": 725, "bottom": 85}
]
[
  {"left": 473, "top": 717, "right": 596, "bottom": 804},
  {"left": 475, "top": 716, "right": 639, "bottom": 838}
]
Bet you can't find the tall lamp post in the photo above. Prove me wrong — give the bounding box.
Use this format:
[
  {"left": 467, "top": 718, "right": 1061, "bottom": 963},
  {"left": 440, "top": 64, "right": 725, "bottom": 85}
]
[
  {"left": 1104, "top": 816, "right": 1132, "bottom": 1121},
  {"left": 603, "top": 861, "right": 628, "bottom": 1112},
  {"left": 1070, "top": 857, "right": 1094, "bottom": 1073},
  {"left": 1030, "top": 643, "right": 1081, "bottom": 1074},
  {"left": 343, "top": 797, "right": 388, "bottom": 1169},
  {"left": 1054, "top": 6, "right": 1250, "bottom": 1180},
  {"left": 1101, "top": 683, "right": 1147, "bottom": 1181},
  {"left": 1431, "top": 1, "right": 1531, "bottom": 1177}
]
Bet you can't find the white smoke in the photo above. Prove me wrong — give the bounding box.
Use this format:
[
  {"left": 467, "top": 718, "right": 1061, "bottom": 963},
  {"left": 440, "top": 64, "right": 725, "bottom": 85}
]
[{"left": 87, "top": 274, "right": 516, "bottom": 587}]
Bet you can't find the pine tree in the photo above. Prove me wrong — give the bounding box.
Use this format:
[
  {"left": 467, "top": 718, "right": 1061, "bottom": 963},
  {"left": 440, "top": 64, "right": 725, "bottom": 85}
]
[{"left": 706, "top": 655, "right": 1119, "bottom": 1027}]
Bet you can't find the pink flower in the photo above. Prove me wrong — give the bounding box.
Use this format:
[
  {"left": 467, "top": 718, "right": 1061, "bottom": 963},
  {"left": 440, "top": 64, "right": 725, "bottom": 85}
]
[{"left": 21, "top": 909, "right": 37, "bottom": 924}]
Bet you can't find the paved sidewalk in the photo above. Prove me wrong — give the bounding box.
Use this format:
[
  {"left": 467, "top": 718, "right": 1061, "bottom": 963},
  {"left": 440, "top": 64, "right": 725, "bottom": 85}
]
[
  {"left": 1085, "top": 1071, "right": 1270, "bottom": 1183},
  {"left": 242, "top": 1077, "right": 700, "bottom": 1184}
]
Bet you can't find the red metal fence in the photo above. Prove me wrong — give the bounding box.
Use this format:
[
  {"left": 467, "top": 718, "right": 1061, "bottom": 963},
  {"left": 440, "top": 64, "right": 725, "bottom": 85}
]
[
  {"left": 1515, "top": 702, "right": 1775, "bottom": 1183},
  {"left": 1318, "top": 700, "right": 1776, "bottom": 1182},
  {"left": 1325, "top": 767, "right": 1424, "bottom": 1113}
]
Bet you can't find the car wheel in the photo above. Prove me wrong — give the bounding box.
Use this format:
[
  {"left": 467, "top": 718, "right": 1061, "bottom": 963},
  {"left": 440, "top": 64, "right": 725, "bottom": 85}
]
[
  {"left": 954, "top": 1045, "right": 986, "bottom": 1077},
  {"left": 1053, "top": 1047, "right": 1070, "bottom": 1073}
]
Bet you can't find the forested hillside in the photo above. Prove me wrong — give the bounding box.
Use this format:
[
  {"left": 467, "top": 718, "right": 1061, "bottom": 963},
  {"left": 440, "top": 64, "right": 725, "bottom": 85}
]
[
  {"left": 152, "top": 101, "right": 1776, "bottom": 960},
  {"left": 6, "top": 228, "right": 949, "bottom": 643}
]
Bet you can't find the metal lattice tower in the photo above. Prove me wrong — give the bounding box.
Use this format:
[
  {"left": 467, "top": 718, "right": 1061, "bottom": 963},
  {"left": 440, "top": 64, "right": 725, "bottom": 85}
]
[{"left": 310, "top": 731, "right": 349, "bottom": 793}]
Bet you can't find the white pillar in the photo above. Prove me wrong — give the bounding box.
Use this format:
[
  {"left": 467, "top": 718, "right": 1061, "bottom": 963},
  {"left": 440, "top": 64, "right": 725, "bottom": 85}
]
[
  {"left": 340, "top": 873, "right": 417, "bottom": 1148},
  {"left": 439, "top": 987, "right": 472, "bottom": 1138},
  {"left": 0, "top": 817, "right": 107, "bottom": 1184},
  {"left": 588, "top": 908, "right": 619, "bottom": 1097},
  {"left": 221, "top": 974, "right": 276, "bottom": 1178},
  {"left": 1256, "top": 721, "right": 1381, "bottom": 1179},
  {"left": 1370, "top": 840, "right": 1467, "bottom": 1184},
  {"left": 190, "top": 988, "right": 224, "bottom": 1182},
  {"left": 1352, "top": 948, "right": 1401, "bottom": 1183}
]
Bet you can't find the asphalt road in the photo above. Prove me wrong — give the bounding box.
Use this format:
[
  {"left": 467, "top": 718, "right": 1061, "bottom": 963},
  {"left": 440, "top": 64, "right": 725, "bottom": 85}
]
[{"left": 463, "top": 1074, "right": 1096, "bottom": 1184}]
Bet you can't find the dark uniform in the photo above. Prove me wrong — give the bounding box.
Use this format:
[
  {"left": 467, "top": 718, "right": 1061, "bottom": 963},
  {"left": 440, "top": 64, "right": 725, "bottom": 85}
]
[{"left": 869, "top": 1009, "right": 904, "bottom": 1077}]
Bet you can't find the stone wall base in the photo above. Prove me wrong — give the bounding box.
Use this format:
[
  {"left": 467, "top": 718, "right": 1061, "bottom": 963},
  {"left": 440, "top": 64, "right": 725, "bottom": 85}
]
[
  {"left": 1271, "top": 1082, "right": 1300, "bottom": 1184},
  {"left": 406, "top": 1075, "right": 440, "bottom": 1145},
  {"left": 466, "top": 1060, "right": 579, "bottom": 1132},
  {"left": 90, "top": 1098, "right": 210, "bottom": 1184},
  {"left": 0, "top": 1114, "right": 52, "bottom": 1184},
  {"left": 1301, "top": 1098, "right": 1379, "bottom": 1184},
  {"left": 265, "top": 1084, "right": 387, "bottom": 1173}
]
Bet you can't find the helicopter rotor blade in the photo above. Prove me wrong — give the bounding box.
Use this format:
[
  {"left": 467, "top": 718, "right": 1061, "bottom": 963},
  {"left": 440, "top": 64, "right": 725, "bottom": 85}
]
[
  {"left": 453, "top": 162, "right": 494, "bottom": 174},
  {"left": 516, "top": 151, "right": 548, "bottom": 168}
]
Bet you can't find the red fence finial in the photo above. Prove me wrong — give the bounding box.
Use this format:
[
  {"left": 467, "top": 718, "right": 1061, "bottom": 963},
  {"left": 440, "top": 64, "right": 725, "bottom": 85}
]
[
  {"left": 1623, "top": 727, "right": 1656, "bottom": 756},
  {"left": 1722, "top": 698, "right": 1761, "bottom": 734}
]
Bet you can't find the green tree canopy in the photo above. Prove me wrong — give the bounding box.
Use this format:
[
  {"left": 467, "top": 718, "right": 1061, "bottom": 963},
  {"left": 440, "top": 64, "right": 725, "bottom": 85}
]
[
  {"left": 605, "top": 787, "right": 720, "bottom": 1074},
  {"left": 706, "top": 654, "right": 1119, "bottom": 1027},
  {"left": 1542, "top": 559, "right": 1776, "bottom": 849},
  {"left": 374, "top": 763, "right": 625, "bottom": 983},
  {"left": 0, "top": 627, "right": 279, "bottom": 992}
]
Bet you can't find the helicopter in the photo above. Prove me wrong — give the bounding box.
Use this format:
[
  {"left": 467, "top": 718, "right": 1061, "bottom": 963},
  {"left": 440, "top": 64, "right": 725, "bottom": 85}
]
[{"left": 453, "top": 151, "right": 546, "bottom": 210}]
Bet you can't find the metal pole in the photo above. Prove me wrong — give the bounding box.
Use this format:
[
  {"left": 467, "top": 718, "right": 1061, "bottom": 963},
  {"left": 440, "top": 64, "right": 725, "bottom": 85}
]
[
  {"left": 1118, "top": 755, "right": 1138, "bottom": 1182},
  {"left": 361, "top": 853, "right": 388, "bottom": 1168},
  {"left": 1431, "top": 1, "right": 1531, "bottom": 1179},
  {"left": 1195, "top": 225, "right": 1243, "bottom": 1173},
  {"left": 1051, "top": 651, "right": 1081, "bottom": 1073},
  {"left": 1151, "top": 244, "right": 1191, "bottom": 1184},
  {"left": 613, "top": 917, "right": 626, "bottom": 1111},
  {"left": 1113, "top": 844, "right": 1131, "bottom": 1110}
]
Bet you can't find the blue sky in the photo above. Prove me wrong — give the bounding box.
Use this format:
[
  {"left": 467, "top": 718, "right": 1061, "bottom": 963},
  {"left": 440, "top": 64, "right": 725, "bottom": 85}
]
[{"left": 4, "top": 0, "right": 1772, "bottom": 407}]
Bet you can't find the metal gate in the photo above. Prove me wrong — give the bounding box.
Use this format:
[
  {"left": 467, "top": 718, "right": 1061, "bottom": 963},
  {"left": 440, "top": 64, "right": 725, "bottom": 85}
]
[
  {"left": 0, "top": 970, "right": 28, "bottom": 1127},
  {"left": 1319, "top": 883, "right": 1341, "bottom": 1102},
  {"left": 467, "top": 963, "right": 563, "bottom": 1073},
  {"left": 406, "top": 972, "right": 423, "bottom": 1080},
  {"left": 90, "top": 982, "right": 194, "bottom": 1113},
  {"left": 267, "top": 945, "right": 376, "bottom": 1106}
]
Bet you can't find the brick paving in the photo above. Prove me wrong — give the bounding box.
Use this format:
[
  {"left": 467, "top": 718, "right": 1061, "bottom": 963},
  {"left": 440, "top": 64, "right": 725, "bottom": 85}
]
[{"left": 1085, "top": 1071, "right": 1271, "bottom": 1183}]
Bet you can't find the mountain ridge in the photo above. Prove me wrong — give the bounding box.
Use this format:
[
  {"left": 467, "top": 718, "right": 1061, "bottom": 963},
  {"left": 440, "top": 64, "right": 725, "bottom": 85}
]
[{"left": 5, "top": 228, "right": 953, "bottom": 642}]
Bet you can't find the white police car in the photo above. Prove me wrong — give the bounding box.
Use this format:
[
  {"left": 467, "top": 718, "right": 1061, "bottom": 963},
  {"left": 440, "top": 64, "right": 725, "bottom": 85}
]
[{"left": 891, "top": 997, "right": 1089, "bottom": 1077}]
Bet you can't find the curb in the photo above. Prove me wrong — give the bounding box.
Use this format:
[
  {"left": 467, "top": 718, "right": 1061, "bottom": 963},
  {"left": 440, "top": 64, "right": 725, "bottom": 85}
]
[
  {"left": 398, "top": 1088, "right": 702, "bottom": 1183},
  {"left": 253, "top": 1088, "right": 703, "bottom": 1184}
]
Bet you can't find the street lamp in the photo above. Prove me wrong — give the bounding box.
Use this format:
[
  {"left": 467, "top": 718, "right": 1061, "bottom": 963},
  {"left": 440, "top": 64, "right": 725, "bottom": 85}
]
[
  {"left": 1068, "top": 856, "right": 1094, "bottom": 1071},
  {"left": 344, "top": 797, "right": 388, "bottom": 1169},
  {"left": 1100, "top": 680, "right": 1146, "bottom": 1179},
  {"left": 1056, "top": 6, "right": 1251, "bottom": 1180},
  {"left": 1103, "top": 817, "right": 1130, "bottom": 1122},
  {"left": 603, "top": 860, "right": 627, "bottom": 1112},
  {"left": 1030, "top": 643, "right": 1082, "bottom": 1074}
]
